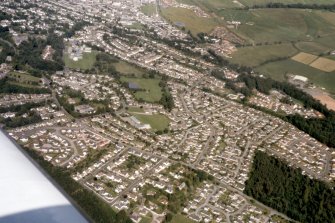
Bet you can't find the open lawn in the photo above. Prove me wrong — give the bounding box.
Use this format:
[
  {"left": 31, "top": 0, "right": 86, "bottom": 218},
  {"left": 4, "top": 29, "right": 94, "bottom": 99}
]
[
  {"left": 291, "top": 52, "right": 318, "bottom": 65},
  {"left": 255, "top": 59, "right": 335, "bottom": 94},
  {"left": 141, "top": 3, "right": 157, "bottom": 16},
  {"left": 120, "top": 77, "right": 162, "bottom": 102},
  {"left": 171, "top": 214, "right": 196, "bottom": 223},
  {"left": 64, "top": 51, "right": 97, "bottom": 70},
  {"left": 132, "top": 113, "right": 170, "bottom": 131},
  {"left": 113, "top": 60, "right": 145, "bottom": 75},
  {"left": 161, "top": 7, "right": 221, "bottom": 35},
  {"left": 230, "top": 43, "right": 297, "bottom": 67}
]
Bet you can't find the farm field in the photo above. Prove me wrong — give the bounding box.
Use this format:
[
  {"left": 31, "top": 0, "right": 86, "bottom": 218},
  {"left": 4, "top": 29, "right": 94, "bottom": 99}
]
[
  {"left": 255, "top": 59, "right": 335, "bottom": 94},
  {"left": 239, "top": 0, "right": 335, "bottom": 7},
  {"left": 63, "top": 51, "right": 97, "bottom": 70},
  {"left": 160, "top": 7, "right": 221, "bottom": 35},
  {"left": 120, "top": 76, "right": 162, "bottom": 102},
  {"left": 230, "top": 43, "right": 298, "bottom": 67},
  {"left": 291, "top": 52, "right": 318, "bottom": 65},
  {"left": 176, "top": 0, "right": 242, "bottom": 11},
  {"left": 310, "top": 57, "right": 335, "bottom": 72},
  {"left": 217, "top": 9, "right": 335, "bottom": 44},
  {"left": 132, "top": 113, "right": 170, "bottom": 132}
]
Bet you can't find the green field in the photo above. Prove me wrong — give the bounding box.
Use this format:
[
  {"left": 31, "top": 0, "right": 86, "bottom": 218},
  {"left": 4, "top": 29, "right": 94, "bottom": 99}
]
[
  {"left": 161, "top": 7, "right": 222, "bottom": 35},
  {"left": 171, "top": 214, "right": 196, "bottom": 223},
  {"left": 177, "top": 0, "right": 335, "bottom": 10},
  {"left": 177, "top": 0, "right": 241, "bottom": 11},
  {"left": 113, "top": 60, "right": 145, "bottom": 75},
  {"left": 132, "top": 113, "right": 170, "bottom": 131},
  {"left": 64, "top": 51, "right": 97, "bottom": 70},
  {"left": 255, "top": 59, "right": 335, "bottom": 94},
  {"left": 230, "top": 43, "right": 298, "bottom": 67},
  {"left": 218, "top": 9, "right": 335, "bottom": 44},
  {"left": 141, "top": 3, "right": 157, "bottom": 16},
  {"left": 9, "top": 71, "right": 41, "bottom": 84},
  {"left": 239, "top": 0, "right": 335, "bottom": 7},
  {"left": 120, "top": 77, "right": 162, "bottom": 102}
]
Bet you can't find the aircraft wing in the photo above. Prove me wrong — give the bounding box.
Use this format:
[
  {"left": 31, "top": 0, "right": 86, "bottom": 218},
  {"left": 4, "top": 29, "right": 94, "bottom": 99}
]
[{"left": 0, "top": 129, "right": 89, "bottom": 223}]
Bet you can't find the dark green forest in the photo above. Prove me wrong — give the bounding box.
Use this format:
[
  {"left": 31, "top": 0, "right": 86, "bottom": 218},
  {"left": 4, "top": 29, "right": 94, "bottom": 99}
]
[{"left": 244, "top": 151, "right": 335, "bottom": 223}]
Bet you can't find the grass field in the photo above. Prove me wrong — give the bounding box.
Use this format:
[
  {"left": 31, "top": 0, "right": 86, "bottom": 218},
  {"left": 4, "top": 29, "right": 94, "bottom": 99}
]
[
  {"left": 218, "top": 9, "right": 335, "bottom": 44},
  {"left": 132, "top": 113, "right": 170, "bottom": 131},
  {"left": 120, "top": 77, "right": 162, "bottom": 102},
  {"left": 291, "top": 52, "right": 318, "bottom": 65},
  {"left": 63, "top": 51, "right": 97, "bottom": 70},
  {"left": 230, "top": 43, "right": 297, "bottom": 67},
  {"left": 141, "top": 3, "right": 157, "bottom": 16},
  {"left": 239, "top": 0, "right": 335, "bottom": 7},
  {"left": 171, "top": 214, "right": 196, "bottom": 223},
  {"left": 161, "top": 7, "right": 221, "bottom": 35},
  {"left": 255, "top": 59, "right": 335, "bottom": 94},
  {"left": 113, "top": 60, "right": 145, "bottom": 75},
  {"left": 9, "top": 71, "right": 41, "bottom": 83},
  {"left": 176, "top": 0, "right": 242, "bottom": 11}
]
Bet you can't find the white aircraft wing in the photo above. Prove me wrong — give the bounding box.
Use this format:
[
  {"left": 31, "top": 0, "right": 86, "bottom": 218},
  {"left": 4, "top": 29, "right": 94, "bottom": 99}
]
[{"left": 0, "top": 130, "right": 89, "bottom": 223}]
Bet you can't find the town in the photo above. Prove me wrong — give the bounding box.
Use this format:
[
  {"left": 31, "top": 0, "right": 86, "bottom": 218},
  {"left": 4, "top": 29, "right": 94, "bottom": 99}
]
[{"left": 0, "top": 0, "right": 334, "bottom": 223}]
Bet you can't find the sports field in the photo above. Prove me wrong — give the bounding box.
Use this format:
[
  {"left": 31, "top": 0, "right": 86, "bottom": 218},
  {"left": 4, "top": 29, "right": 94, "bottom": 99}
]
[
  {"left": 64, "top": 51, "right": 97, "bottom": 70},
  {"left": 120, "top": 77, "right": 162, "bottom": 102},
  {"left": 132, "top": 113, "right": 170, "bottom": 131}
]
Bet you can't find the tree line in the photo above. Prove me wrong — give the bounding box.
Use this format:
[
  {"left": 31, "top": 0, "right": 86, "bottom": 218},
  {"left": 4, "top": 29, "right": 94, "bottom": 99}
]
[{"left": 250, "top": 3, "right": 335, "bottom": 11}]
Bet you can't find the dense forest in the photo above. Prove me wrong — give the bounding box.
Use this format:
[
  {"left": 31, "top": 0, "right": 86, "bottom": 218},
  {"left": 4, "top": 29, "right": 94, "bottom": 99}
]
[
  {"left": 24, "top": 147, "right": 133, "bottom": 223},
  {"left": 14, "top": 36, "right": 64, "bottom": 72},
  {"left": 245, "top": 151, "right": 335, "bottom": 223}
]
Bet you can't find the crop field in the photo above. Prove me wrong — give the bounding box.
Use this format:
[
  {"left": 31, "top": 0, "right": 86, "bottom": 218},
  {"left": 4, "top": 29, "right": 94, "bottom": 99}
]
[
  {"left": 161, "top": 7, "right": 221, "bottom": 35},
  {"left": 120, "top": 77, "right": 162, "bottom": 102},
  {"left": 230, "top": 43, "right": 297, "bottom": 67},
  {"left": 132, "top": 113, "right": 170, "bottom": 132},
  {"left": 310, "top": 57, "right": 335, "bottom": 72},
  {"left": 291, "top": 52, "right": 318, "bottom": 65},
  {"left": 63, "top": 51, "right": 97, "bottom": 70}
]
